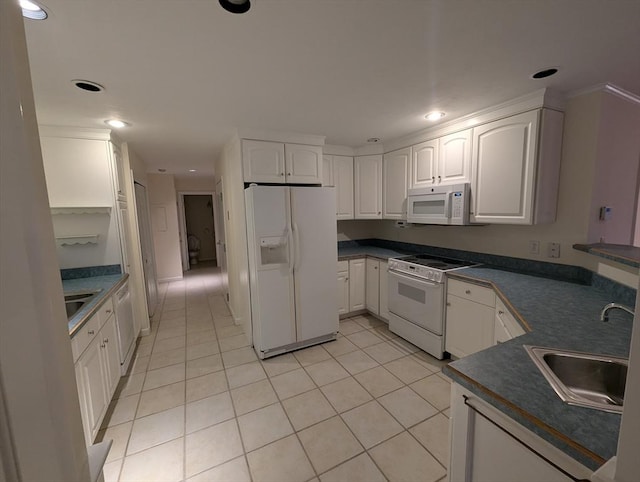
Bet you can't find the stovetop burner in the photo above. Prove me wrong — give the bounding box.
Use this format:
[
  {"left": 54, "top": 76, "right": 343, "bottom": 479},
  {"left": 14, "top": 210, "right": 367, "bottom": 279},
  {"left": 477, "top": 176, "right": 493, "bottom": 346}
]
[{"left": 399, "top": 254, "right": 476, "bottom": 271}]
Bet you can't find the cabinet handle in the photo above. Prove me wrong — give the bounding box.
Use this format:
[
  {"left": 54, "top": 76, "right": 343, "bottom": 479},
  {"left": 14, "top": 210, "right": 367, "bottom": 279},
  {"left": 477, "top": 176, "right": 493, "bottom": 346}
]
[
  {"left": 345, "top": 277, "right": 349, "bottom": 281},
  {"left": 287, "top": 172, "right": 292, "bottom": 176},
  {"left": 431, "top": 176, "right": 435, "bottom": 182},
  {"left": 446, "top": 302, "right": 451, "bottom": 306},
  {"left": 465, "top": 289, "right": 471, "bottom": 294},
  {"left": 100, "top": 343, "right": 106, "bottom": 349},
  {"left": 104, "top": 338, "right": 109, "bottom": 344},
  {"left": 377, "top": 211, "right": 381, "bottom": 215},
  {"left": 498, "top": 310, "right": 504, "bottom": 315},
  {"left": 88, "top": 330, "right": 95, "bottom": 335},
  {"left": 280, "top": 172, "right": 284, "bottom": 176},
  {"left": 438, "top": 176, "right": 441, "bottom": 182},
  {"left": 374, "top": 266, "right": 377, "bottom": 269},
  {"left": 106, "top": 309, "right": 112, "bottom": 314}
]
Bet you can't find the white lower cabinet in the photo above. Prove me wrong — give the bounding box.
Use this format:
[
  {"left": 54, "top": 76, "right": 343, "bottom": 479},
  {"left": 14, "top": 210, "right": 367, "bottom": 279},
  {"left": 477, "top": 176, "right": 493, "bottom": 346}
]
[
  {"left": 494, "top": 297, "right": 526, "bottom": 344},
  {"left": 379, "top": 261, "right": 389, "bottom": 320},
  {"left": 445, "top": 279, "right": 495, "bottom": 358},
  {"left": 74, "top": 299, "right": 122, "bottom": 445},
  {"left": 450, "top": 384, "right": 592, "bottom": 482},
  {"left": 365, "top": 258, "right": 380, "bottom": 315},
  {"left": 348, "top": 258, "right": 366, "bottom": 312}
]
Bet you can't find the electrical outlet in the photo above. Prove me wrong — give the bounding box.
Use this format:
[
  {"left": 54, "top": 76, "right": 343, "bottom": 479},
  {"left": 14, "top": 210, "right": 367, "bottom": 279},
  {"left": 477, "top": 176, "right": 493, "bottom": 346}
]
[
  {"left": 528, "top": 240, "right": 540, "bottom": 255},
  {"left": 548, "top": 242, "right": 561, "bottom": 258}
]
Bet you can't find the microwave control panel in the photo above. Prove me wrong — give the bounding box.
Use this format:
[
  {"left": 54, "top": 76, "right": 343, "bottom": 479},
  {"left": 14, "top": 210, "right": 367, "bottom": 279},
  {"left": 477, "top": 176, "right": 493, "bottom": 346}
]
[{"left": 451, "top": 192, "right": 463, "bottom": 219}]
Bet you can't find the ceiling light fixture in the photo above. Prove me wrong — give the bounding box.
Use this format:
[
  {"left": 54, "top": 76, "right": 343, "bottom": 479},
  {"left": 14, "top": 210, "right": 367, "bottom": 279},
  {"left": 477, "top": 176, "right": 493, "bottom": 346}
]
[
  {"left": 367, "top": 137, "right": 381, "bottom": 143},
  {"left": 105, "top": 119, "right": 130, "bottom": 129},
  {"left": 158, "top": 169, "right": 167, "bottom": 173},
  {"left": 72, "top": 80, "right": 105, "bottom": 92},
  {"left": 189, "top": 169, "right": 197, "bottom": 172},
  {"left": 219, "top": 0, "right": 251, "bottom": 14},
  {"left": 425, "top": 111, "right": 445, "bottom": 122},
  {"left": 531, "top": 67, "right": 559, "bottom": 79},
  {"left": 20, "top": 0, "right": 47, "bottom": 20}
]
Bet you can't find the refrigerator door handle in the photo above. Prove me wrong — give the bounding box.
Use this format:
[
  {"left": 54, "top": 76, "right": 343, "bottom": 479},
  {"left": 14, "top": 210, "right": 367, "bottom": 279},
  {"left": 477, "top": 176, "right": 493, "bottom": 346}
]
[
  {"left": 287, "top": 227, "right": 295, "bottom": 274},
  {"left": 292, "top": 222, "right": 301, "bottom": 273}
]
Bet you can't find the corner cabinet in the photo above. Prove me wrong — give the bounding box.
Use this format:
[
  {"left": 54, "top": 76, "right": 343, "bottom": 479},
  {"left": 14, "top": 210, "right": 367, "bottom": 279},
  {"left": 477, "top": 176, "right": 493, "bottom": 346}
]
[
  {"left": 383, "top": 147, "right": 411, "bottom": 219},
  {"left": 354, "top": 155, "right": 383, "bottom": 219},
  {"left": 470, "top": 109, "right": 563, "bottom": 225},
  {"left": 242, "top": 140, "right": 322, "bottom": 184},
  {"left": 450, "top": 384, "right": 592, "bottom": 482}
]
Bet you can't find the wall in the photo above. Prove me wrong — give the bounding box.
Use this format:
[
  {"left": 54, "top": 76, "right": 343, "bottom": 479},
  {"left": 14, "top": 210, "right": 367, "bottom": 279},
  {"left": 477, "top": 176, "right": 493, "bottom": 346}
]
[
  {"left": 147, "top": 174, "right": 183, "bottom": 281},
  {"left": 0, "top": 3, "right": 89, "bottom": 479},
  {"left": 174, "top": 175, "right": 216, "bottom": 192},
  {"left": 184, "top": 195, "right": 216, "bottom": 262},
  {"left": 588, "top": 92, "right": 640, "bottom": 244}
]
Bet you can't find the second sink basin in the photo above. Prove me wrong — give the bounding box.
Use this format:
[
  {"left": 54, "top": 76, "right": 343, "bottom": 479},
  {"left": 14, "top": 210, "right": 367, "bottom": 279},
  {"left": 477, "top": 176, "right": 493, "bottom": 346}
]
[
  {"left": 525, "top": 345, "right": 627, "bottom": 413},
  {"left": 64, "top": 289, "right": 102, "bottom": 320}
]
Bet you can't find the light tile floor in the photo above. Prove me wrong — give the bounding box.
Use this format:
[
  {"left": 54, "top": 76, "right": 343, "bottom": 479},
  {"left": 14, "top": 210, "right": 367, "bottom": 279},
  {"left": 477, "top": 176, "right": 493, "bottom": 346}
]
[{"left": 99, "top": 266, "right": 451, "bottom": 482}]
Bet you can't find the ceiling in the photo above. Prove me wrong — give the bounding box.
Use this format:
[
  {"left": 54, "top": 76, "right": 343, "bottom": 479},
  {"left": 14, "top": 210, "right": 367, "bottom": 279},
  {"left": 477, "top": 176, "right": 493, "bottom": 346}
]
[{"left": 23, "top": 0, "right": 640, "bottom": 176}]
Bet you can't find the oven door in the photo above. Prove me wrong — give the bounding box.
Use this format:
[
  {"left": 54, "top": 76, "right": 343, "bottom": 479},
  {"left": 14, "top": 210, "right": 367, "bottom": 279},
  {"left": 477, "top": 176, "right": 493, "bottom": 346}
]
[{"left": 388, "top": 270, "right": 445, "bottom": 335}]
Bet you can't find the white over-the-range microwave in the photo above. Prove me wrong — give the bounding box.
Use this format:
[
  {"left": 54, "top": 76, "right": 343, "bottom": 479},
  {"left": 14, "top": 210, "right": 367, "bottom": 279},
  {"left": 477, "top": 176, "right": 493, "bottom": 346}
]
[{"left": 406, "top": 183, "right": 471, "bottom": 225}]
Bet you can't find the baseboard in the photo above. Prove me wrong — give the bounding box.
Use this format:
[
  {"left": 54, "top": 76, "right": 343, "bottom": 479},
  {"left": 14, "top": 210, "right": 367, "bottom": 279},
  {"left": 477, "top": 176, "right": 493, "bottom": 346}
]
[{"left": 158, "top": 275, "right": 183, "bottom": 283}]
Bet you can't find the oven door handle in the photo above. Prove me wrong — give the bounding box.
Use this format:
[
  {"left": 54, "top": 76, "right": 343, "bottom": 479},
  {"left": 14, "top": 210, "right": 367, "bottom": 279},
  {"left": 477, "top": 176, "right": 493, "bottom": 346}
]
[{"left": 389, "top": 269, "right": 441, "bottom": 287}]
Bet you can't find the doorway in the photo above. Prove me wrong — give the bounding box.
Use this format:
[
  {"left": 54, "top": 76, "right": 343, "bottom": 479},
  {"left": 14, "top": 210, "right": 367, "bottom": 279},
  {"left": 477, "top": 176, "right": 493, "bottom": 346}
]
[{"left": 178, "top": 193, "right": 217, "bottom": 270}]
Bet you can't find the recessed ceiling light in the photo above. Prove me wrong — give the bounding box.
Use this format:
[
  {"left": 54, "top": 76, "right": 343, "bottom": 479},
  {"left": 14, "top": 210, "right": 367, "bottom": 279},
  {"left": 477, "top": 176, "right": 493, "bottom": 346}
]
[
  {"left": 105, "top": 119, "right": 130, "bottom": 129},
  {"left": 367, "top": 137, "right": 381, "bottom": 143},
  {"left": 158, "top": 168, "right": 167, "bottom": 173},
  {"left": 72, "top": 80, "right": 105, "bottom": 92},
  {"left": 425, "top": 111, "right": 445, "bottom": 121},
  {"left": 531, "top": 67, "right": 559, "bottom": 79},
  {"left": 20, "top": 0, "right": 47, "bottom": 20},
  {"left": 219, "top": 0, "right": 251, "bottom": 14},
  {"left": 189, "top": 169, "right": 197, "bottom": 172}
]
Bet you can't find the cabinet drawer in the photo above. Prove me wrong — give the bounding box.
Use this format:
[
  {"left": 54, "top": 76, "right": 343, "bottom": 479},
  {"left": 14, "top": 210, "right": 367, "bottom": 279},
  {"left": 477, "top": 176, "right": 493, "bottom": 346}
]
[
  {"left": 496, "top": 298, "right": 526, "bottom": 339},
  {"left": 71, "top": 314, "right": 101, "bottom": 363},
  {"left": 447, "top": 279, "right": 495, "bottom": 307},
  {"left": 97, "top": 297, "right": 114, "bottom": 325},
  {"left": 337, "top": 260, "right": 349, "bottom": 273}
]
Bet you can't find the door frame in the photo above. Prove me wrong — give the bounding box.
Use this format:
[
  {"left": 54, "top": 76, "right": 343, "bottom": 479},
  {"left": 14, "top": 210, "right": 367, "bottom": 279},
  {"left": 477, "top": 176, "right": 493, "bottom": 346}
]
[{"left": 177, "top": 191, "right": 216, "bottom": 271}]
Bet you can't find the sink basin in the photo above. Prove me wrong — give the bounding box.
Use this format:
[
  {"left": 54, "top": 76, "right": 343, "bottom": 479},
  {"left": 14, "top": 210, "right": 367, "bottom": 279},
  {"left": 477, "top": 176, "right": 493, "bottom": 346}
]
[
  {"left": 64, "top": 290, "right": 102, "bottom": 320},
  {"left": 525, "top": 345, "right": 628, "bottom": 413}
]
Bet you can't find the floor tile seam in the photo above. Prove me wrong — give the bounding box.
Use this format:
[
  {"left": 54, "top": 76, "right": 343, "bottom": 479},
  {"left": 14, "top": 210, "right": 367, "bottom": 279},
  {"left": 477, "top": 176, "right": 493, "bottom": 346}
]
[
  {"left": 403, "top": 424, "right": 450, "bottom": 474},
  {"left": 313, "top": 447, "right": 391, "bottom": 482},
  {"left": 376, "top": 383, "right": 440, "bottom": 417}
]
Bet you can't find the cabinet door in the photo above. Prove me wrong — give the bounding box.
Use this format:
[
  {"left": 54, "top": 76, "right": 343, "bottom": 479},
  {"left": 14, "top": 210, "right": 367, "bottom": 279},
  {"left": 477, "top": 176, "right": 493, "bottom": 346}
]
[
  {"left": 379, "top": 261, "right": 389, "bottom": 321},
  {"left": 101, "top": 314, "right": 121, "bottom": 399},
  {"left": 383, "top": 147, "right": 410, "bottom": 219},
  {"left": 348, "top": 259, "right": 366, "bottom": 312},
  {"left": 365, "top": 258, "right": 380, "bottom": 315},
  {"left": 76, "top": 340, "right": 108, "bottom": 443},
  {"left": 334, "top": 156, "right": 354, "bottom": 219},
  {"left": 285, "top": 144, "right": 323, "bottom": 184},
  {"left": 354, "top": 155, "right": 382, "bottom": 219},
  {"left": 445, "top": 295, "right": 494, "bottom": 358},
  {"left": 337, "top": 261, "right": 349, "bottom": 316},
  {"left": 242, "top": 140, "right": 285, "bottom": 183},
  {"left": 411, "top": 139, "right": 438, "bottom": 188},
  {"left": 117, "top": 201, "right": 131, "bottom": 273},
  {"left": 438, "top": 129, "right": 471, "bottom": 185},
  {"left": 322, "top": 155, "right": 334, "bottom": 187},
  {"left": 111, "top": 143, "right": 127, "bottom": 202},
  {"left": 471, "top": 110, "right": 539, "bottom": 224}
]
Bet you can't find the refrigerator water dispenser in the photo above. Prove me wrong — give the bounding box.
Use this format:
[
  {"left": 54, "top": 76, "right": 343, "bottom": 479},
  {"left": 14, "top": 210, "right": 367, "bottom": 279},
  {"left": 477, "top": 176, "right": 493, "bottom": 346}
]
[{"left": 259, "top": 236, "right": 288, "bottom": 266}]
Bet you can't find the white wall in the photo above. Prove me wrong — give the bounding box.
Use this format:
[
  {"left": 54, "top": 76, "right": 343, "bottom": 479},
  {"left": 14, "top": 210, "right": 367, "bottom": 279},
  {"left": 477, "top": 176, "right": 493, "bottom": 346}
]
[
  {"left": 337, "top": 220, "right": 379, "bottom": 241},
  {"left": 0, "top": 3, "right": 88, "bottom": 479},
  {"left": 174, "top": 175, "right": 216, "bottom": 192},
  {"left": 588, "top": 92, "right": 640, "bottom": 244},
  {"left": 148, "top": 174, "right": 183, "bottom": 281}
]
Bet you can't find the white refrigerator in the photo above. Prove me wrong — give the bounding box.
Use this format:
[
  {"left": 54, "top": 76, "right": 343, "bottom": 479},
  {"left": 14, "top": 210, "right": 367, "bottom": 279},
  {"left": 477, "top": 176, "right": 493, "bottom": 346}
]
[{"left": 245, "top": 185, "right": 338, "bottom": 359}]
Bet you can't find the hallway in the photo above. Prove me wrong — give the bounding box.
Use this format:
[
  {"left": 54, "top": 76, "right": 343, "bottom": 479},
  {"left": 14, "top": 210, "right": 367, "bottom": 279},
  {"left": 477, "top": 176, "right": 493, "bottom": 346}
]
[{"left": 98, "top": 267, "right": 451, "bottom": 482}]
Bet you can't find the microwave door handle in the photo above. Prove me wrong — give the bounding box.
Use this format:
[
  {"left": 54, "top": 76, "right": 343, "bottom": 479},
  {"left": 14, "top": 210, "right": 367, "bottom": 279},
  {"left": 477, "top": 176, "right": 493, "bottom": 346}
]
[{"left": 444, "top": 192, "right": 452, "bottom": 219}]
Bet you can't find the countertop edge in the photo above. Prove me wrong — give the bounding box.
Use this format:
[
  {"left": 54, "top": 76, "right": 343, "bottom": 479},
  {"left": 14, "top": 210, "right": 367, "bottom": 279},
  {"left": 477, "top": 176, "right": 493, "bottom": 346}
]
[
  {"left": 444, "top": 365, "right": 606, "bottom": 467},
  {"left": 68, "top": 273, "right": 129, "bottom": 337}
]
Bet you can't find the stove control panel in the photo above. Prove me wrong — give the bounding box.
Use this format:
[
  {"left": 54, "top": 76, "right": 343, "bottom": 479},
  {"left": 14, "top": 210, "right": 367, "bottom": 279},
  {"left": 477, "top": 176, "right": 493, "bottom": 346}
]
[{"left": 388, "top": 259, "right": 444, "bottom": 283}]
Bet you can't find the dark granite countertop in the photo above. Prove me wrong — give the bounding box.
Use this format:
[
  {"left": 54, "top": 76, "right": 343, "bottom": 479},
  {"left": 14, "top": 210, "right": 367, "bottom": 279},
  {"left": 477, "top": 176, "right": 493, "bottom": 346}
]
[
  {"left": 337, "top": 245, "right": 411, "bottom": 261},
  {"left": 443, "top": 266, "right": 635, "bottom": 471},
  {"left": 63, "top": 273, "right": 128, "bottom": 336},
  {"left": 573, "top": 243, "right": 640, "bottom": 268}
]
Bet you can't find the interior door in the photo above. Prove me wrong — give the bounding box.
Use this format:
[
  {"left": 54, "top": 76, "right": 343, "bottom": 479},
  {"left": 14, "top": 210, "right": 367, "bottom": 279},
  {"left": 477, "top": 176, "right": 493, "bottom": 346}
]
[
  {"left": 134, "top": 182, "right": 158, "bottom": 316},
  {"left": 215, "top": 180, "right": 229, "bottom": 301},
  {"left": 290, "top": 187, "right": 338, "bottom": 341}
]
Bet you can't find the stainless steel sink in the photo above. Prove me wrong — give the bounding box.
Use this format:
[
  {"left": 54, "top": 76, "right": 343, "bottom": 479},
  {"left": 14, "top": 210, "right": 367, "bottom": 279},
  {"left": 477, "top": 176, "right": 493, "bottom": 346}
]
[
  {"left": 525, "top": 345, "right": 628, "bottom": 413},
  {"left": 64, "top": 290, "right": 102, "bottom": 319}
]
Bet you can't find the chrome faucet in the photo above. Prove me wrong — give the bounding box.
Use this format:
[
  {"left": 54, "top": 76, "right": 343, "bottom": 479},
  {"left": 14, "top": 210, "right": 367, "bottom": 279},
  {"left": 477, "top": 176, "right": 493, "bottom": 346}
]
[{"left": 600, "top": 303, "right": 635, "bottom": 322}]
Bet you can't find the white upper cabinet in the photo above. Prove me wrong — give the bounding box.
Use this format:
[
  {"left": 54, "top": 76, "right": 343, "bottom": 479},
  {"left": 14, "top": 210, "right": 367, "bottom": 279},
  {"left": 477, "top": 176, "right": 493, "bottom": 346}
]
[
  {"left": 334, "top": 156, "right": 354, "bottom": 219},
  {"left": 410, "top": 130, "right": 471, "bottom": 188},
  {"left": 411, "top": 139, "right": 438, "bottom": 188},
  {"left": 284, "top": 143, "right": 323, "bottom": 184},
  {"left": 438, "top": 129, "right": 472, "bottom": 184},
  {"left": 383, "top": 147, "right": 411, "bottom": 219},
  {"left": 242, "top": 140, "right": 286, "bottom": 183},
  {"left": 471, "top": 109, "right": 563, "bottom": 225},
  {"left": 354, "top": 155, "right": 383, "bottom": 219},
  {"left": 322, "top": 155, "right": 334, "bottom": 187},
  {"left": 110, "top": 143, "right": 127, "bottom": 202},
  {"left": 242, "top": 140, "right": 322, "bottom": 184}
]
